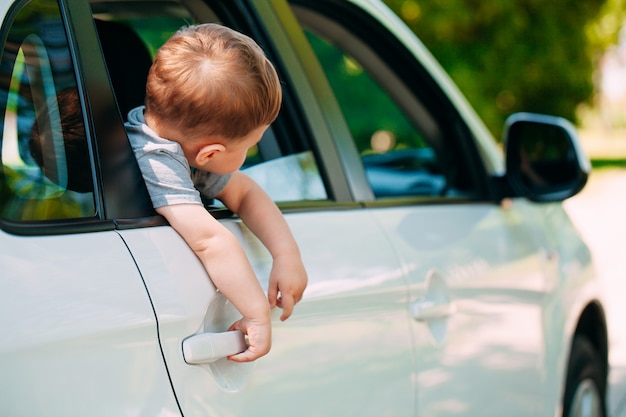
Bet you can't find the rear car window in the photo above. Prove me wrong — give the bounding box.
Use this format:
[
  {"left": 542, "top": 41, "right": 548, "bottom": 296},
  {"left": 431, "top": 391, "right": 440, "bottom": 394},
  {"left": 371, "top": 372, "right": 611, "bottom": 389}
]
[{"left": 0, "top": 0, "right": 96, "bottom": 221}]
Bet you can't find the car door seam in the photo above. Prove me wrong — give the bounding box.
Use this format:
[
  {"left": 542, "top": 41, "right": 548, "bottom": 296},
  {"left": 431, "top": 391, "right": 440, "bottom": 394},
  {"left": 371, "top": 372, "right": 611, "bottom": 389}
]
[{"left": 115, "top": 230, "right": 185, "bottom": 417}]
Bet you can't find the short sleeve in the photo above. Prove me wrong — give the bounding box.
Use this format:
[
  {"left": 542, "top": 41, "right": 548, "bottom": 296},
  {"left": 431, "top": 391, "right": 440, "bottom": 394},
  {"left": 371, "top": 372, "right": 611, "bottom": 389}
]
[{"left": 136, "top": 148, "right": 203, "bottom": 208}]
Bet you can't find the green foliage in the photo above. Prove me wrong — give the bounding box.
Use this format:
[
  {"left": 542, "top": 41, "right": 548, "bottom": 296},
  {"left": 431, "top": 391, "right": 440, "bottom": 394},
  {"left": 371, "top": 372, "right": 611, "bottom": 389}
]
[
  {"left": 383, "top": 0, "right": 611, "bottom": 137},
  {"left": 587, "top": 0, "right": 626, "bottom": 50},
  {"left": 591, "top": 157, "right": 626, "bottom": 170}
]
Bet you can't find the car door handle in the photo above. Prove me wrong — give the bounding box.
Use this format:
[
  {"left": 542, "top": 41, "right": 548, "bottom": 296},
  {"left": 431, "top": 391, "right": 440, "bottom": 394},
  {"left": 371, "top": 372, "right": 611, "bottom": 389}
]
[
  {"left": 410, "top": 299, "right": 456, "bottom": 321},
  {"left": 182, "top": 330, "right": 247, "bottom": 364}
]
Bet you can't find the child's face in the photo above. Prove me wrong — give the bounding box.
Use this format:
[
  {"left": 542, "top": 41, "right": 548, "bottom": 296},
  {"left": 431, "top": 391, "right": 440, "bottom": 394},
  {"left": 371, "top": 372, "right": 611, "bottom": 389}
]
[{"left": 198, "top": 124, "right": 268, "bottom": 174}]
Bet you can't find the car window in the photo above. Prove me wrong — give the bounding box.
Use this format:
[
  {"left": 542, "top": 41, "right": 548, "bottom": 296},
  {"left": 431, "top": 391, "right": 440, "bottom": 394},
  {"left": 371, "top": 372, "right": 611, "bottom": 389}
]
[
  {"left": 0, "top": 0, "right": 96, "bottom": 222},
  {"left": 304, "top": 31, "right": 446, "bottom": 198},
  {"left": 90, "top": 0, "right": 328, "bottom": 204},
  {"left": 242, "top": 151, "right": 326, "bottom": 202},
  {"left": 290, "top": 1, "right": 482, "bottom": 200}
]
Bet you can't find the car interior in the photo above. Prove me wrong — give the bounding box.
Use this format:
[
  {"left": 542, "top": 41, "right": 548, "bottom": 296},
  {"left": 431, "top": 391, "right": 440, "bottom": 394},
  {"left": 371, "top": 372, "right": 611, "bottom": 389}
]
[{"left": 94, "top": 18, "right": 153, "bottom": 120}]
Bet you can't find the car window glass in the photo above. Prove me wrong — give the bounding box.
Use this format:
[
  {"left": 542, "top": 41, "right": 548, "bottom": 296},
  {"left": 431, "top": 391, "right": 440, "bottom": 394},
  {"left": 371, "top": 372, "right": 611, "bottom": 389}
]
[
  {"left": 91, "top": 0, "right": 328, "bottom": 204},
  {"left": 0, "top": 0, "right": 96, "bottom": 222},
  {"left": 242, "top": 151, "right": 326, "bottom": 202},
  {"left": 304, "top": 31, "right": 446, "bottom": 199},
  {"left": 290, "top": 3, "right": 478, "bottom": 200},
  {"left": 302, "top": 32, "right": 446, "bottom": 198}
]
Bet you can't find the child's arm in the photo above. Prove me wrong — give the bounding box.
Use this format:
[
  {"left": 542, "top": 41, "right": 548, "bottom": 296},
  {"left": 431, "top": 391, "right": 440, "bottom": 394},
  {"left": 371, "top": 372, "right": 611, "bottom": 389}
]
[
  {"left": 156, "top": 203, "right": 271, "bottom": 362},
  {"left": 216, "top": 171, "right": 308, "bottom": 321}
]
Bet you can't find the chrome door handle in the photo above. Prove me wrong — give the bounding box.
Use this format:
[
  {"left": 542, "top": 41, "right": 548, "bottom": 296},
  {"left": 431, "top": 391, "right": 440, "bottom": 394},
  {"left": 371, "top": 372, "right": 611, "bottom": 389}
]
[
  {"left": 182, "top": 330, "right": 247, "bottom": 364},
  {"left": 411, "top": 299, "right": 456, "bottom": 321}
]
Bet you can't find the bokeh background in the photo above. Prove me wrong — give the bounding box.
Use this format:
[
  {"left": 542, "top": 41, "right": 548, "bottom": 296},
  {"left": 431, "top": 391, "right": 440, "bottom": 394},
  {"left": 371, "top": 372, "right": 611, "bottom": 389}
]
[{"left": 383, "top": 0, "right": 626, "bottom": 166}]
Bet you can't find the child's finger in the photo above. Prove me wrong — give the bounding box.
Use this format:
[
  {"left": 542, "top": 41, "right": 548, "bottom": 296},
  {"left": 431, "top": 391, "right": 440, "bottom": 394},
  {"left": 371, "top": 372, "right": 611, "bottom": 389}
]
[
  {"left": 279, "top": 294, "right": 295, "bottom": 321},
  {"left": 226, "top": 319, "right": 271, "bottom": 362},
  {"left": 267, "top": 283, "right": 279, "bottom": 308},
  {"left": 228, "top": 348, "right": 262, "bottom": 362}
]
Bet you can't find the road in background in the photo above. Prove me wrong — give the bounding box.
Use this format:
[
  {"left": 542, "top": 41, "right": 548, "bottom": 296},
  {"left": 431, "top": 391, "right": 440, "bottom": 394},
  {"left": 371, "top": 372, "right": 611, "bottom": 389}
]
[{"left": 564, "top": 168, "right": 626, "bottom": 417}]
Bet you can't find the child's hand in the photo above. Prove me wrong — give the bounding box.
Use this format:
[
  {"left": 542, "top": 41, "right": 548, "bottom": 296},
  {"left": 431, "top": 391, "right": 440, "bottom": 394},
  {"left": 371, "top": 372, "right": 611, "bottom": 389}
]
[
  {"left": 227, "top": 316, "right": 271, "bottom": 362},
  {"left": 268, "top": 255, "right": 308, "bottom": 321}
]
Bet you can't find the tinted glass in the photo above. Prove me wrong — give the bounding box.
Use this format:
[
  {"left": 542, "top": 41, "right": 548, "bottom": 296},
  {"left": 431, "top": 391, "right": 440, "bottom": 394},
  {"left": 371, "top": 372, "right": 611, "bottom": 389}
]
[
  {"left": 304, "top": 30, "right": 446, "bottom": 198},
  {"left": 0, "top": 0, "right": 95, "bottom": 221}
]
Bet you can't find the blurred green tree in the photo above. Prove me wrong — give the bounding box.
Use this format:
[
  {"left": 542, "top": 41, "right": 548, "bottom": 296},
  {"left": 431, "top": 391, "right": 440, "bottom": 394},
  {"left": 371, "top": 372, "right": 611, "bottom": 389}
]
[
  {"left": 383, "top": 0, "right": 618, "bottom": 137},
  {"left": 588, "top": 0, "right": 626, "bottom": 50}
]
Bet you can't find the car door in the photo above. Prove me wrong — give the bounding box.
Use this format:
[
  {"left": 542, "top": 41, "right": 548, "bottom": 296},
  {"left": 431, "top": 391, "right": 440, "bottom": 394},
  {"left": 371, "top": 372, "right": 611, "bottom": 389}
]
[
  {"left": 286, "top": 1, "right": 563, "bottom": 415},
  {"left": 0, "top": 0, "right": 180, "bottom": 415},
  {"left": 89, "top": 1, "right": 417, "bottom": 416}
]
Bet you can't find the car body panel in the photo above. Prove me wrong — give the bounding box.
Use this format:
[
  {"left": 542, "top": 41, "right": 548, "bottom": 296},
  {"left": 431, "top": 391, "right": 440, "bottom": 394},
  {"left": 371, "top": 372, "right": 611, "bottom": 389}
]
[
  {"left": 375, "top": 198, "right": 600, "bottom": 416},
  {"left": 121, "top": 211, "right": 416, "bottom": 417},
  {"left": 0, "top": 0, "right": 11, "bottom": 29},
  {"left": 0, "top": 231, "right": 179, "bottom": 416},
  {"left": 372, "top": 201, "right": 555, "bottom": 415}
]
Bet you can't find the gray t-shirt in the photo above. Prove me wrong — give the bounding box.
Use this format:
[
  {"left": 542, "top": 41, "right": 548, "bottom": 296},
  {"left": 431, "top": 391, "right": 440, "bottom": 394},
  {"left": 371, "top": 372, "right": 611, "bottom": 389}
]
[{"left": 125, "top": 106, "right": 230, "bottom": 208}]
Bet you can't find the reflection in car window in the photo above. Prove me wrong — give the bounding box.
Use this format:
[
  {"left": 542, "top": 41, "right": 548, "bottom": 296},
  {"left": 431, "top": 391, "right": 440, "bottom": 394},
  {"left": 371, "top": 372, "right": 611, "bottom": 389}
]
[
  {"left": 302, "top": 29, "right": 447, "bottom": 198},
  {"left": 0, "top": 0, "right": 95, "bottom": 221},
  {"left": 241, "top": 125, "right": 328, "bottom": 202},
  {"left": 243, "top": 151, "right": 326, "bottom": 202}
]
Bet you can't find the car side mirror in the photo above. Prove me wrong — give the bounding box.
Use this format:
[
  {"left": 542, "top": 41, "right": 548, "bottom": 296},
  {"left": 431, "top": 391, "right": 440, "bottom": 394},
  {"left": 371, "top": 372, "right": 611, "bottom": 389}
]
[{"left": 503, "top": 112, "right": 591, "bottom": 202}]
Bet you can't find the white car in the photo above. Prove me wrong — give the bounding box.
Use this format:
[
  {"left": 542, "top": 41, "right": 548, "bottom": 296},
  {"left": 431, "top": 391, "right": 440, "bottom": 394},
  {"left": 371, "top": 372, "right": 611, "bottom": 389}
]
[{"left": 0, "top": 0, "right": 608, "bottom": 416}]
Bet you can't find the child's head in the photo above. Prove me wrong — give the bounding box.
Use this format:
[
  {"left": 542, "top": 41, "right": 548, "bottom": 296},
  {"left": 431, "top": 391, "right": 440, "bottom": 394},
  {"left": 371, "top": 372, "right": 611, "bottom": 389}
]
[{"left": 144, "top": 23, "right": 282, "bottom": 143}]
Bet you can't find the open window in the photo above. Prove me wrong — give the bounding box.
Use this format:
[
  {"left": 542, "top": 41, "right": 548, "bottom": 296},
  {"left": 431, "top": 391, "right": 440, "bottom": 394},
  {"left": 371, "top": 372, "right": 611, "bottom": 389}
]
[{"left": 90, "top": 0, "right": 328, "bottom": 204}]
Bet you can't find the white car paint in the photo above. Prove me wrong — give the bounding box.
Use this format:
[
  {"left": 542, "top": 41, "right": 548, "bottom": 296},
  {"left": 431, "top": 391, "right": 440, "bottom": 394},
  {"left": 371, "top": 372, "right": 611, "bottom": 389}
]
[
  {"left": 0, "top": 231, "right": 180, "bottom": 416},
  {"left": 372, "top": 201, "right": 587, "bottom": 415},
  {"left": 120, "top": 210, "right": 416, "bottom": 416}
]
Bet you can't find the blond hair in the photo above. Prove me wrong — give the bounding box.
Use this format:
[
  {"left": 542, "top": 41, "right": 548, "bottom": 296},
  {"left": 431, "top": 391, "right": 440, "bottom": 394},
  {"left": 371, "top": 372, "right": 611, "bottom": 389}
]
[{"left": 145, "top": 23, "right": 282, "bottom": 141}]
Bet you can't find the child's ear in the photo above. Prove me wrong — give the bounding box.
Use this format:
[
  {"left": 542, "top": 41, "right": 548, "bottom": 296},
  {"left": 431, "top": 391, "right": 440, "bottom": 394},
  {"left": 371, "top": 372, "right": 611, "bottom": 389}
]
[{"left": 195, "top": 143, "right": 226, "bottom": 165}]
